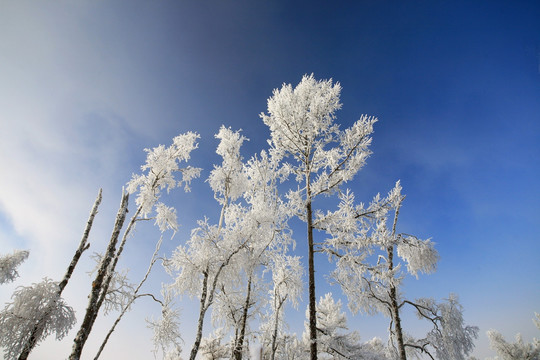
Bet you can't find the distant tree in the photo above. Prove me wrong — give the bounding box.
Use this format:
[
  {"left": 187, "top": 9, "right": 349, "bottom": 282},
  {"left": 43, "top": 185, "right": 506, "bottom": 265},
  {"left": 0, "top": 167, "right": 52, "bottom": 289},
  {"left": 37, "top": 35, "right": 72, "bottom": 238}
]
[
  {"left": 199, "top": 328, "right": 230, "bottom": 360},
  {"left": 324, "top": 181, "right": 477, "bottom": 360},
  {"left": 260, "top": 74, "right": 377, "bottom": 360},
  {"left": 302, "top": 293, "right": 387, "bottom": 360},
  {"left": 69, "top": 132, "right": 201, "bottom": 360},
  {"left": 0, "top": 249, "right": 29, "bottom": 285},
  {"left": 487, "top": 313, "right": 540, "bottom": 360}
]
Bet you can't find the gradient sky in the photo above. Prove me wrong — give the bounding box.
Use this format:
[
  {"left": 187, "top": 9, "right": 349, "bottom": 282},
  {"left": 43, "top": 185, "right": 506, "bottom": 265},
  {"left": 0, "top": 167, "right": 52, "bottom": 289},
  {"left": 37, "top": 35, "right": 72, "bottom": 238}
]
[{"left": 1, "top": 1, "right": 539, "bottom": 359}]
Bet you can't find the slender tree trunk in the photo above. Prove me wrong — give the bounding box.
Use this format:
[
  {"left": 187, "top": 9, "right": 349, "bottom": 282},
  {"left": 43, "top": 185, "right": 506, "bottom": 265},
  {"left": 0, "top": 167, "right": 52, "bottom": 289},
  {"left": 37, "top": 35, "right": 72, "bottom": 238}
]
[
  {"left": 18, "top": 189, "right": 102, "bottom": 360},
  {"left": 389, "top": 277, "right": 406, "bottom": 360},
  {"left": 307, "top": 197, "right": 317, "bottom": 360},
  {"left": 190, "top": 271, "right": 210, "bottom": 360},
  {"left": 189, "top": 214, "right": 241, "bottom": 360},
  {"left": 59, "top": 189, "right": 103, "bottom": 293},
  {"left": 387, "top": 243, "right": 406, "bottom": 359},
  {"left": 90, "top": 203, "right": 142, "bottom": 331},
  {"left": 270, "top": 296, "right": 286, "bottom": 360},
  {"left": 388, "top": 201, "right": 406, "bottom": 360},
  {"left": 70, "top": 192, "right": 129, "bottom": 360},
  {"left": 233, "top": 275, "right": 253, "bottom": 360}
]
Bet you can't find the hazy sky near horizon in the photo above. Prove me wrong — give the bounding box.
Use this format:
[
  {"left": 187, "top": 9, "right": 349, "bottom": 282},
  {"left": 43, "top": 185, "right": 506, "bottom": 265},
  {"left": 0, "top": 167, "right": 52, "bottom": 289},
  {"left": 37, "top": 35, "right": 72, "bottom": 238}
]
[{"left": 0, "top": 1, "right": 539, "bottom": 359}]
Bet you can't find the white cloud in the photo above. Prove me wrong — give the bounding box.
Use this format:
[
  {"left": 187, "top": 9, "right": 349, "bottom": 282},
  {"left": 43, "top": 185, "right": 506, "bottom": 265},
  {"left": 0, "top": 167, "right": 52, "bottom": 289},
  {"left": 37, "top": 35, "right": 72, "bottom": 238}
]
[{"left": 0, "top": 4, "right": 162, "bottom": 358}]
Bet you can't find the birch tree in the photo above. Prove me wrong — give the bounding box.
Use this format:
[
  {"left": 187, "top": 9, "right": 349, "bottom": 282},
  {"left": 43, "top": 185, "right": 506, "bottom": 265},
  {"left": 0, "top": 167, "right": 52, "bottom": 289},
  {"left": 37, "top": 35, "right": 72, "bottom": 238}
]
[
  {"left": 69, "top": 132, "right": 200, "bottom": 360},
  {"left": 325, "top": 181, "right": 477, "bottom": 360},
  {"left": 260, "top": 74, "right": 377, "bottom": 360}
]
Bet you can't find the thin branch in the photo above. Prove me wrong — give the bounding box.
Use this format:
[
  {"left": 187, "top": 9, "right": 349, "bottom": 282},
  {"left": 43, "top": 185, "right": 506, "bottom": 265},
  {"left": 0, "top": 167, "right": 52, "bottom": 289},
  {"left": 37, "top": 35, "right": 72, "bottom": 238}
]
[
  {"left": 93, "top": 236, "right": 164, "bottom": 360},
  {"left": 403, "top": 343, "right": 435, "bottom": 360}
]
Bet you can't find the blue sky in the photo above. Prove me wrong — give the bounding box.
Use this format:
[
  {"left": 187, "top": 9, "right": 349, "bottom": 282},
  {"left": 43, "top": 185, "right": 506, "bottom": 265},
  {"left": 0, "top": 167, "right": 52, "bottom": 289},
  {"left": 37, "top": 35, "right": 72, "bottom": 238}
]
[{"left": 0, "top": 1, "right": 539, "bottom": 359}]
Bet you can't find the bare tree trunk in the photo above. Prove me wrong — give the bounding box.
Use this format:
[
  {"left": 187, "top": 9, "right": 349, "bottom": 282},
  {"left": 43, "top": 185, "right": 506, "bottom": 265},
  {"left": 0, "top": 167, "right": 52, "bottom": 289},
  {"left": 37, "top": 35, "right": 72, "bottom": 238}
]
[
  {"left": 190, "top": 270, "right": 210, "bottom": 360},
  {"left": 59, "top": 189, "right": 103, "bottom": 293},
  {"left": 69, "top": 191, "right": 129, "bottom": 360},
  {"left": 233, "top": 275, "right": 253, "bottom": 360},
  {"left": 18, "top": 189, "right": 102, "bottom": 360}
]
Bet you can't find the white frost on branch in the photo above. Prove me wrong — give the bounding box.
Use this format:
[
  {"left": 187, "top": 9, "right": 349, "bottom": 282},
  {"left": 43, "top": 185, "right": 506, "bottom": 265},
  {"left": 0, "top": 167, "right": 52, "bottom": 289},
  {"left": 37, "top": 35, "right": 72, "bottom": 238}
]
[
  {"left": 127, "top": 131, "right": 201, "bottom": 217},
  {"left": 199, "top": 328, "right": 229, "bottom": 360},
  {"left": 0, "top": 249, "right": 29, "bottom": 284},
  {"left": 155, "top": 202, "right": 179, "bottom": 233},
  {"left": 147, "top": 290, "right": 183, "bottom": 360},
  {"left": 396, "top": 235, "right": 438, "bottom": 279},
  {"left": 207, "top": 126, "right": 248, "bottom": 204}
]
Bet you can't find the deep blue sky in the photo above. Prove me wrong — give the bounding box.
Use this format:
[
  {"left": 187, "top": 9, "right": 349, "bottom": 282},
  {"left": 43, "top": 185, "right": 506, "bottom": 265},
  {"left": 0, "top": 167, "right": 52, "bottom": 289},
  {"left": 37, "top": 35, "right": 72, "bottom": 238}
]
[{"left": 0, "top": 1, "right": 539, "bottom": 358}]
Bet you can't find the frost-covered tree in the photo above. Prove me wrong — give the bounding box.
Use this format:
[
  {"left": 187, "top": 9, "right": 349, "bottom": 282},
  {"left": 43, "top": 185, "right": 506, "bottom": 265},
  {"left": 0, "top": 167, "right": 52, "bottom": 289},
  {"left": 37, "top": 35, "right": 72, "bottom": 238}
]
[
  {"left": 260, "top": 74, "right": 377, "bottom": 360},
  {"left": 168, "top": 216, "right": 246, "bottom": 360},
  {"left": 0, "top": 250, "right": 29, "bottom": 285},
  {"left": 218, "top": 131, "right": 293, "bottom": 360},
  {"left": 169, "top": 127, "right": 291, "bottom": 360},
  {"left": 325, "top": 181, "right": 477, "bottom": 360},
  {"left": 168, "top": 127, "right": 250, "bottom": 360},
  {"left": 259, "top": 254, "right": 303, "bottom": 360},
  {"left": 406, "top": 294, "right": 479, "bottom": 360},
  {"left": 69, "top": 132, "right": 200, "bottom": 360},
  {"left": 487, "top": 313, "right": 540, "bottom": 360},
  {"left": 213, "top": 268, "right": 263, "bottom": 360},
  {"left": 0, "top": 278, "right": 76, "bottom": 360}
]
